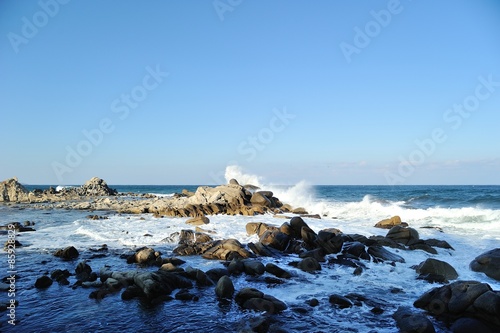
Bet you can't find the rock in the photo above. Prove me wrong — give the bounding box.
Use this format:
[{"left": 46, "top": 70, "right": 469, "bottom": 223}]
[
  {"left": 185, "top": 266, "right": 214, "bottom": 286},
  {"left": 301, "top": 226, "right": 317, "bottom": 247},
  {"left": 374, "top": 216, "right": 403, "bottom": 229},
  {"left": 200, "top": 239, "right": 253, "bottom": 260},
  {"left": 35, "top": 275, "right": 53, "bottom": 289},
  {"left": 317, "top": 229, "right": 344, "bottom": 254},
  {"left": 342, "top": 242, "right": 369, "bottom": 260},
  {"left": 51, "top": 269, "right": 70, "bottom": 285},
  {"left": 228, "top": 179, "right": 240, "bottom": 185},
  {"left": 328, "top": 294, "right": 353, "bottom": 309},
  {"left": 424, "top": 239, "right": 454, "bottom": 250},
  {"left": 250, "top": 192, "right": 272, "bottom": 207},
  {"left": 386, "top": 225, "right": 419, "bottom": 245},
  {"left": 75, "top": 261, "right": 92, "bottom": 282},
  {"left": 367, "top": 246, "right": 405, "bottom": 263},
  {"left": 265, "top": 263, "right": 292, "bottom": 279},
  {"left": 246, "top": 222, "right": 277, "bottom": 237},
  {"left": 242, "top": 260, "right": 265, "bottom": 276},
  {"left": 292, "top": 207, "right": 308, "bottom": 214},
  {"left": 289, "top": 216, "right": 309, "bottom": 239},
  {"left": 451, "top": 317, "right": 498, "bottom": 333},
  {"left": 79, "top": 177, "right": 117, "bottom": 196},
  {"left": 175, "top": 289, "right": 198, "bottom": 301},
  {"left": 0, "top": 177, "right": 29, "bottom": 202},
  {"left": 392, "top": 306, "right": 436, "bottom": 333},
  {"left": 409, "top": 242, "right": 438, "bottom": 254},
  {"left": 4, "top": 240, "right": 22, "bottom": 249},
  {"left": 206, "top": 268, "right": 229, "bottom": 283},
  {"left": 248, "top": 242, "right": 283, "bottom": 257},
  {"left": 259, "top": 230, "right": 290, "bottom": 251},
  {"left": 470, "top": 248, "right": 500, "bottom": 281},
  {"left": 416, "top": 258, "right": 458, "bottom": 282},
  {"left": 133, "top": 270, "right": 192, "bottom": 299},
  {"left": 186, "top": 216, "right": 210, "bottom": 226},
  {"left": 298, "top": 257, "right": 321, "bottom": 272},
  {"left": 130, "top": 247, "right": 161, "bottom": 265},
  {"left": 414, "top": 280, "right": 500, "bottom": 329},
  {"left": 54, "top": 246, "right": 79, "bottom": 260},
  {"left": 235, "top": 288, "right": 287, "bottom": 314},
  {"left": 215, "top": 275, "right": 235, "bottom": 299}
]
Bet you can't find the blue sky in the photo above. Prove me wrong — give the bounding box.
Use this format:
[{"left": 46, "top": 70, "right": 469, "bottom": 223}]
[{"left": 1, "top": 0, "right": 499, "bottom": 185}]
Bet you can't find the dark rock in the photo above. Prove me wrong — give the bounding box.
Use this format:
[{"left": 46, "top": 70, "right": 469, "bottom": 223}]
[
  {"left": 235, "top": 288, "right": 287, "bottom": 314},
  {"left": 185, "top": 266, "right": 214, "bottom": 286},
  {"left": 409, "top": 242, "right": 438, "bottom": 254},
  {"left": 75, "top": 261, "right": 92, "bottom": 282},
  {"left": 121, "top": 285, "right": 146, "bottom": 300},
  {"left": 386, "top": 225, "right": 419, "bottom": 245},
  {"left": 265, "top": 263, "right": 292, "bottom": 279},
  {"left": 248, "top": 242, "right": 283, "bottom": 257},
  {"left": 393, "top": 306, "right": 436, "bottom": 333},
  {"left": 343, "top": 242, "right": 370, "bottom": 260},
  {"left": 305, "top": 298, "right": 319, "bottom": 307},
  {"left": 215, "top": 275, "right": 234, "bottom": 299},
  {"left": 35, "top": 275, "right": 53, "bottom": 289},
  {"left": 242, "top": 260, "right": 265, "bottom": 276},
  {"left": 414, "top": 280, "right": 500, "bottom": 329},
  {"left": 299, "top": 248, "right": 326, "bottom": 262},
  {"left": 328, "top": 294, "right": 353, "bottom": 309},
  {"left": 300, "top": 226, "right": 317, "bottom": 247},
  {"left": 416, "top": 258, "right": 458, "bottom": 282},
  {"left": 227, "top": 259, "right": 245, "bottom": 275},
  {"left": 317, "top": 229, "right": 344, "bottom": 254},
  {"left": 289, "top": 216, "right": 309, "bottom": 239},
  {"left": 470, "top": 248, "right": 500, "bottom": 281},
  {"left": 425, "top": 238, "right": 454, "bottom": 250},
  {"left": 175, "top": 289, "right": 198, "bottom": 301},
  {"left": 54, "top": 246, "right": 79, "bottom": 260},
  {"left": 297, "top": 257, "right": 321, "bottom": 272},
  {"left": 367, "top": 245, "right": 405, "bottom": 263},
  {"left": 206, "top": 268, "right": 229, "bottom": 283},
  {"left": 259, "top": 230, "right": 290, "bottom": 251},
  {"left": 451, "top": 317, "right": 498, "bottom": 333}
]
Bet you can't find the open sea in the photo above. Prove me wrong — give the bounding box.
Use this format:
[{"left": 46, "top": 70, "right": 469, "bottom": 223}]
[{"left": 1, "top": 181, "right": 499, "bottom": 332}]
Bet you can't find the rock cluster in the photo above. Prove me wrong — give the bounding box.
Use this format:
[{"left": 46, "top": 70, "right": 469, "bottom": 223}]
[{"left": 0, "top": 177, "right": 29, "bottom": 202}]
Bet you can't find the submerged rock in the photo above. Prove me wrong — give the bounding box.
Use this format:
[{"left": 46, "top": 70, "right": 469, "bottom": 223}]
[{"left": 35, "top": 275, "right": 53, "bottom": 289}]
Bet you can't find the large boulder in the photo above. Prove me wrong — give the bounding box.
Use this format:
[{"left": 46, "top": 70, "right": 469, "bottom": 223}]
[
  {"left": 470, "top": 248, "right": 500, "bottom": 281},
  {"left": 235, "top": 288, "right": 287, "bottom": 314},
  {"left": 414, "top": 280, "right": 500, "bottom": 330},
  {"left": 386, "top": 225, "right": 419, "bottom": 246},
  {"left": 79, "top": 177, "right": 117, "bottom": 196},
  {"left": 54, "top": 246, "right": 79, "bottom": 260},
  {"left": 215, "top": 275, "right": 234, "bottom": 299},
  {"left": 392, "top": 306, "right": 436, "bottom": 333},
  {"left": 0, "top": 177, "right": 29, "bottom": 202},
  {"left": 416, "top": 258, "right": 458, "bottom": 282},
  {"left": 187, "top": 184, "right": 247, "bottom": 207}
]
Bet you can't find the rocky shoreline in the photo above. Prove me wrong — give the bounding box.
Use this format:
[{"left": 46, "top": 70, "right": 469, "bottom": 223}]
[{"left": 1, "top": 176, "right": 500, "bottom": 332}]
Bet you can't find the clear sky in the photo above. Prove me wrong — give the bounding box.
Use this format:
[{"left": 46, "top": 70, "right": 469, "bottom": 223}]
[{"left": 1, "top": 0, "right": 499, "bottom": 185}]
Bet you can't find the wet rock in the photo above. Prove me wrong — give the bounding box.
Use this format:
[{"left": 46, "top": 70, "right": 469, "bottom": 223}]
[
  {"left": 424, "top": 238, "right": 454, "bottom": 250},
  {"left": 133, "top": 270, "right": 193, "bottom": 299},
  {"left": 265, "top": 263, "right": 292, "bottom": 279},
  {"left": 242, "top": 260, "right": 265, "bottom": 276},
  {"left": 367, "top": 245, "right": 405, "bottom": 263},
  {"left": 414, "top": 280, "right": 500, "bottom": 329},
  {"left": 386, "top": 225, "right": 420, "bottom": 246},
  {"left": 246, "top": 222, "right": 277, "bottom": 237},
  {"left": 186, "top": 215, "right": 210, "bottom": 226},
  {"left": 289, "top": 216, "right": 308, "bottom": 238},
  {"left": 185, "top": 266, "right": 214, "bottom": 286},
  {"left": 392, "top": 306, "right": 436, "bottom": 333},
  {"left": 75, "top": 261, "right": 92, "bottom": 282},
  {"left": 298, "top": 257, "right": 321, "bottom": 272},
  {"left": 175, "top": 289, "right": 198, "bottom": 301},
  {"left": 329, "top": 294, "right": 353, "bottom": 309},
  {"left": 470, "top": 248, "right": 500, "bottom": 281},
  {"left": 450, "top": 317, "right": 498, "bottom": 333},
  {"left": 206, "top": 268, "right": 229, "bottom": 283},
  {"left": 317, "top": 229, "right": 344, "bottom": 254},
  {"left": 374, "top": 215, "right": 404, "bottom": 229},
  {"left": 201, "top": 239, "right": 253, "bottom": 261},
  {"left": 121, "top": 285, "right": 146, "bottom": 300},
  {"left": 250, "top": 192, "right": 273, "bottom": 207},
  {"left": 235, "top": 288, "right": 287, "bottom": 314},
  {"left": 54, "top": 246, "right": 79, "bottom": 260},
  {"left": 259, "top": 229, "right": 290, "bottom": 251},
  {"left": 416, "top": 258, "right": 458, "bottom": 282},
  {"left": 215, "top": 275, "right": 235, "bottom": 299},
  {"left": 35, "top": 275, "right": 53, "bottom": 289},
  {"left": 51, "top": 269, "right": 70, "bottom": 285},
  {"left": 342, "top": 242, "right": 370, "bottom": 260},
  {"left": 409, "top": 242, "right": 438, "bottom": 254},
  {"left": 128, "top": 247, "right": 161, "bottom": 266},
  {"left": 300, "top": 226, "right": 317, "bottom": 247},
  {"left": 248, "top": 242, "right": 283, "bottom": 257}
]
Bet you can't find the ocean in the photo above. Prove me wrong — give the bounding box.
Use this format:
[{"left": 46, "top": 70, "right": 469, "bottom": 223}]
[{"left": 1, "top": 181, "right": 499, "bottom": 332}]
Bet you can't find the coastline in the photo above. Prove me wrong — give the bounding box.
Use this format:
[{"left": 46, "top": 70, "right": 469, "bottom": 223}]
[{"left": 1, "top": 177, "right": 499, "bottom": 332}]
